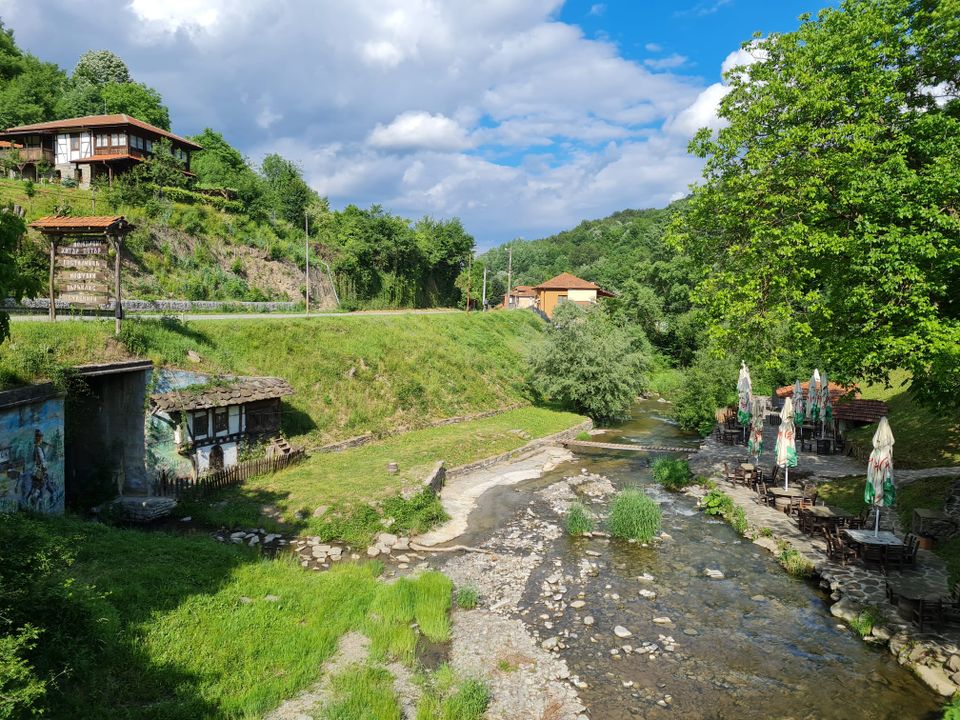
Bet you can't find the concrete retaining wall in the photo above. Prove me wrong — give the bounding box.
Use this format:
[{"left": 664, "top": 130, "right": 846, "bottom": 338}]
[{"left": 5, "top": 298, "right": 299, "bottom": 313}]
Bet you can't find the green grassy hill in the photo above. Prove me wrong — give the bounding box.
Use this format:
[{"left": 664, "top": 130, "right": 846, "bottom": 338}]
[
  {"left": 0, "top": 311, "right": 546, "bottom": 445},
  {"left": 2, "top": 177, "right": 325, "bottom": 305}
]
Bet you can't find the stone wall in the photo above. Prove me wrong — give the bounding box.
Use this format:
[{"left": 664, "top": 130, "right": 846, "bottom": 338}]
[{"left": 5, "top": 298, "right": 300, "bottom": 313}]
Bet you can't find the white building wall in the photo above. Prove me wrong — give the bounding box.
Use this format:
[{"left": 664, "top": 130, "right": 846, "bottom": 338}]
[
  {"left": 228, "top": 405, "right": 241, "bottom": 434},
  {"left": 568, "top": 289, "right": 597, "bottom": 303}
]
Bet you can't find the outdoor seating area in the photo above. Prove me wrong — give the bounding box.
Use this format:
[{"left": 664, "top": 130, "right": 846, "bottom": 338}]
[{"left": 715, "top": 363, "right": 958, "bottom": 636}]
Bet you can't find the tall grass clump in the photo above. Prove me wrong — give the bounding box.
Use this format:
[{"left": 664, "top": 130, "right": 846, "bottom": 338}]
[
  {"left": 651, "top": 458, "right": 694, "bottom": 490},
  {"left": 455, "top": 586, "right": 478, "bottom": 610},
  {"left": 565, "top": 502, "right": 595, "bottom": 536},
  {"left": 416, "top": 664, "right": 490, "bottom": 720},
  {"left": 607, "top": 487, "right": 662, "bottom": 541},
  {"left": 776, "top": 540, "right": 815, "bottom": 578},
  {"left": 319, "top": 664, "right": 402, "bottom": 720},
  {"left": 365, "top": 571, "right": 452, "bottom": 664}
]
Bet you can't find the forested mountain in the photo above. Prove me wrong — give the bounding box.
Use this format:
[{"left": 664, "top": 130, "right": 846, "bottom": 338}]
[{"left": 478, "top": 203, "right": 703, "bottom": 363}]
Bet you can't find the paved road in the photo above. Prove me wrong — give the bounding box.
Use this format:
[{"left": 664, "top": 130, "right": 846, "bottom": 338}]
[{"left": 10, "top": 308, "right": 461, "bottom": 322}]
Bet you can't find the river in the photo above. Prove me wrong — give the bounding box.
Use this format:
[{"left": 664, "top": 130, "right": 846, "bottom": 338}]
[{"left": 457, "top": 400, "right": 941, "bottom": 719}]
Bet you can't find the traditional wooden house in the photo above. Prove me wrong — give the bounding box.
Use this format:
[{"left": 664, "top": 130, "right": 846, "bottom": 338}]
[
  {"left": 503, "top": 285, "right": 537, "bottom": 310},
  {"left": 0, "top": 113, "right": 201, "bottom": 187},
  {"left": 148, "top": 376, "right": 293, "bottom": 477},
  {"left": 533, "top": 272, "right": 614, "bottom": 319}
]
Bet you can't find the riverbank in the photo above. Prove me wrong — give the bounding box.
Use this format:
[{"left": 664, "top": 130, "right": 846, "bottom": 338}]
[{"left": 687, "top": 432, "right": 960, "bottom": 701}]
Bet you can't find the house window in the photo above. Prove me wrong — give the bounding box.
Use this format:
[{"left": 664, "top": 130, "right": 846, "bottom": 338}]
[
  {"left": 70, "top": 134, "right": 79, "bottom": 151},
  {"left": 212, "top": 407, "right": 229, "bottom": 434},
  {"left": 556, "top": 295, "right": 568, "bottom": 305},
  {"left": 192, "top": 411, "right": 209, "bottom": 439},
  {"left": 145, "top": 139, "right": 153, "bottom": 153},
  {"left": 95, "top": 135, "right": 104, "bottom": 147}
]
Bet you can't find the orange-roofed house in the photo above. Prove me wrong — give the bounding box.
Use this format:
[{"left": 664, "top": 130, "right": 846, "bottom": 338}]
[
  {"left": 0, "top": 114, "right": 201, "bottom": 188},
  {"left": 503, "top": 285, "right": 537, "bottom": 310},
  {"left": 533, "top": 272, "right": 614, "bottom": 319}
]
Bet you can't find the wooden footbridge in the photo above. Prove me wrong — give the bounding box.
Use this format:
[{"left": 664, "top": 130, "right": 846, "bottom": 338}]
[{"left": 561, "top": 439, "right": 697, "bottom": 453}]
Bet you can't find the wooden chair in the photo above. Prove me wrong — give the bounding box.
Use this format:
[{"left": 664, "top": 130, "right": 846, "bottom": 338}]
[
  {"left": 798, "top": 426, "right": 814, "bottom": 452},
  {"left": 884, "top": 544, "right": 905, "bottom": 572},
  {"left": 861, "top": 543, "right": 886, "bottom": 567},
  {"left": 913, "top": 599, "right": 943, "bottom": 632},
  {"left": 903, "top": 533, "right": 919, "bottom": 565},
  {"left": 788, "top": 496, "right": 803, "bottom": 517},
  {"left": 845, "top": 507, "right": 870, "bottom": 530},
  {"left": 823, "top": 528, "right": 858, "bottom": 565},
  {"left": 800, "top": 484, "right": 818, "bottom": 511},
  {"left": 755, "top": 481, "right": 773, "bottom": 507}
]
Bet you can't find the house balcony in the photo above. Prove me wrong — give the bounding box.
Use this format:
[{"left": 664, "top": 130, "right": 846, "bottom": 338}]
[{"left": 0, "top": 147, "right": 54, "bottom": 164}]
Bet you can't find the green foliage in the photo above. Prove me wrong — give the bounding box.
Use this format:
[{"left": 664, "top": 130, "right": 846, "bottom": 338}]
[
  {"left": 260, "top": 153, "right": 313, "bottom": 226},
  {"left": 0, "top": 22, "right": 66, "bottom": 129},
  {"left": 701, "top": 488, "right": 734, "bottom": 518},
  {"left": 188, "top": 128, "right": 266, "bottom": 213},
  {"left": 99, "top": 81, "right": 170, "bottom": 129},
  {"left": 152, "top": 184, "right": 244, "bottom": 212},
  {"left": 0, "top": 625, "right": 46, "bottom": 720},
  {"left": 455, "top": 586, "right": 478, "bottom": 610},
  {"left": 849, "top": 606, "right": 884, "bottom": 638},
  {"left": 672, "top": 0, "right": 960, "bottom": 408},
  {"left": 416, "top": 668, "right": 490, "bottom": 720},
  {"left": 775, "top": 539, "right": 815, "bottom": 578},
  {"left": 72, "top": 49, "right": 130, "bottom": 86},
  {"left": 530, "top": 302, "right": 646, "bottom": 422},
  {"left": 607, "top": 487, "right": 662, "bottom": 541},
  {"left": 565, "top": 501, "right": 595, "bottom": 536},
  {"left": 651, "top": 458, "right": 694, "bottom": 490},
  {"left": 673, "top": 349, "right": 738, "bottom": 435},
  {"left": 365, "top": 572, "right": 452, "bottom": 664},
  {"left": 942, "top": 693, "right": 960, "bottom": 720},
  {"left": 731, "top": 505, "right": 748, "bottom": 535},
  {"left": 0, "top": 211, "right": 42, "bottom": 344},
  {"left": 319, "top": 665, "right": 402, "bottom": 720}
]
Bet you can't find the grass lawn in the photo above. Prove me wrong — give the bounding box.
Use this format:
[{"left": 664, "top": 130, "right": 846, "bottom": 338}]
[
  {"left": 0, "top": 312, "right": 546, "bottom": 444},
  {"left": 847, "top": 370, "right": 960, "bottom": 468},
  {"left": 1, "top": 513, "right": 456, "bottom": 720},
  {"left": 818, "top": 474, "right": 960, "bottom": 581},
  {"left": 177, "top": 405, "right": 584, "bottom": 540}
]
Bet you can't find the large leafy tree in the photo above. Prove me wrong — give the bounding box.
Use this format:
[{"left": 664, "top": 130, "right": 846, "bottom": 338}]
[
  {"left": 99, "top": 81, "right": 170, "bottom": 129},
  {"left": 72, "top": 49, "right": 130, "bottom": 87},
  {"left": 0, "top": 211, "right": 42, "bottom": 344},
  {"left": 672, "top": 0, "right": 960, "bottom": 405},
  {"left": 530, "top": 302, "right": 646, "bottom": 422},
  {"left": 260, "top": 153, "right": 314, "bottom": 226}
]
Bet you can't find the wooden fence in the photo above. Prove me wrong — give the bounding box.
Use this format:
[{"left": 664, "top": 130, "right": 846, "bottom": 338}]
[{"left": 154, "top": 449, "right": 305, "bottom": 499}]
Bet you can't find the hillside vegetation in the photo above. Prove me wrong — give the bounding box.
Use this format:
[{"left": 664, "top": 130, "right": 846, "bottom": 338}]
[{"left": 0, "top": 312, "right": 546, "bottom": 444}]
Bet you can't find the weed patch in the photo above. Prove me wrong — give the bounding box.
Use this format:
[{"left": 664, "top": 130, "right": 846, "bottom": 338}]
[
  {"left": 776, "top": 540, "right": 815, "bottom": 578},
  {"left": 651, "top": 458, "right": 694, "bottom": 490},
  {"left": 319, "top": 664, "right": 402, "bottom": 720},
  {"left": 455, "top": 586, "right": 478, "bottom": 610},
  {"left": 565, "top": 501, "right": 595, "bottom": 536},
  {"left": 608, "top": 487, "right": 661, "bottom": 541}
]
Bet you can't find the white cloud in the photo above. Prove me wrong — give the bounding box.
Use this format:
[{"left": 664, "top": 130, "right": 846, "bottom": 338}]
[
  {"left": 665, "top": 82, "right": 730, "bottom": 137},
  {"left": 644, "top": 53, "right": 688, "bottom": 70},
  {"left": 5, "top": 0, "right": 728, "bottom": 245},
  {"left": 588, "top": 3, "right": 606, "bottom": 16},
  {"left": 721, "top": 43, "right": 765, "bottom": 76},
  {"left": 645, "top": 42, "right": 662, "bottom": 52},
  {"left": 368, "top": 111, "right": 472, "bottom": 152}
]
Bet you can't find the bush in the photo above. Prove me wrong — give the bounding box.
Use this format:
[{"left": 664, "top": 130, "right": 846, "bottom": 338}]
[
  {"left": 943, "top": 693, "right": 960, "bottom": 720},
  {"left": 673, "top": 349, "right": 738, "bottom": 436},
  {"left": 530, "top": 303, "right": 646, "bottom": 423},
  {"left": 607, "top": 487, "right": 661, "bottom": 541},
  {"left": 455, "top": 586, "right": 478, "bottom": 610},
  {"left": 651, "top": 458, "right": 694, "bottom": 490},
  {"left": 776, "top": 540, "right": 814, "bottom": 578},
  {"left": 701, "top": 488, "right": 734, "bottom": 517},
  {"left": 565, "top": 501, "right": 595, "bottom": 536}
]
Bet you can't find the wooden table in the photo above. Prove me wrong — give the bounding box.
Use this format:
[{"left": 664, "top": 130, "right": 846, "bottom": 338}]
[
  {"left": 843, "top": 529, "right": 903, "bottom": 547},
  {"left": 769, "top": 487, "right": 803, "bottom": 498},
  {"left": 802, "top": 505, "right": 851, "bottom": 534}
]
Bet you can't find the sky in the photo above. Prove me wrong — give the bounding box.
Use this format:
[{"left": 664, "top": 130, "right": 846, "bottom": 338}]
[{"left": 1, "top": 0, "right": 828, "bottom": 248}]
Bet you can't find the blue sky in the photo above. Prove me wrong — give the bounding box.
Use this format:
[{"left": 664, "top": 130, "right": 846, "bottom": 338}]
[{"left": 3, "top": 0, "right": 830, "bottom": 247}]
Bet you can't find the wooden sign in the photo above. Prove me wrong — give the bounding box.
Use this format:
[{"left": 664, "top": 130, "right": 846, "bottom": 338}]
[{"left": 54, "top": 240, "right": 111, "bottom": 308}]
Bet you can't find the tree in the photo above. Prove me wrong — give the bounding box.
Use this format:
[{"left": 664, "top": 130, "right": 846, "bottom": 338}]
[
  {"left": 73, "top": 50, "right": 130, "bottom": 86},
  {"left": 100, "top": 81, "right": 170, "bottom": 129},
  {"left": 530, "top": 302, "right": 646, "bottom": 422},
  {"left": 671, "top": 0, "right": 960, "bottom": 405},
  {"left": 260, "top": 154, "right": 314, "bottom": 226},
  {"left": 0, "top": 211, "right": 42, "bottom": 344}
]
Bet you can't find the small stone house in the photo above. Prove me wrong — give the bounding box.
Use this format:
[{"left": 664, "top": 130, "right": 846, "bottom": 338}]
[
  {"left": 503, "top": 285, "right": 537, "bottom": 310},
  {"left": 148, "top": 376, "right": 293, "bottom": 477}
]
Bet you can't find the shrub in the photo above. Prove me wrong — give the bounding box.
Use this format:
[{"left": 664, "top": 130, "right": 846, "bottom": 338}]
[
  {"left": 776, "top": 540, "right": 814, "bottom": 578},
  {"left": 607, "top": 487, "right": 661, "bottom": 541},
  {"left": 529, "top": 303, "right": 647, "bottom": 423},
  {"left": 943, "top": 693, "right": 960, "bottom": 720},
  {"left": 455, "top": 586, "right": 478, "bottom": 610},
  {"left": 701, "top": 488, "right": 734, "bottom": 517},
  {"left": 849, "top": 606, "right": 884, "bottom": 638},
  {"left": 651, "top": 458, "right": 694, "bottom": 490},
  {"left": 576, "top": 431, "right": 591, "bottom": 441},
  {"left": 673, "top": 349, "right": 738, "bottom": 436},
  {"left": 731, "top": 505, "right": 748, "bottom": 535},
  {"left": 565, "top": 501, "right": 595, "bottom": 536}
]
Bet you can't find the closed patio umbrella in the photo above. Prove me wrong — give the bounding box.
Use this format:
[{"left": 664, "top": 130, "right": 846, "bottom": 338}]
[
  {"left": 737, "top": 362, "right": 752, "bottom": 425},
  {"left": 864, "top": 417, "right": 895, "bottom": 536},
  {"left": 807, "top": 369, "right": 821, "bottom": 423},
  {"left": 775, "top": 397, "right": 798, "bottom": 489},
  {"left": 820, "top": 371, "right": 833, "bottom": 436},
  {"left": 748, "top": 396, "right": 765, "bottom": 465},
  {"left": 792, "top": 380, "right": 805, "bottom": 425}
]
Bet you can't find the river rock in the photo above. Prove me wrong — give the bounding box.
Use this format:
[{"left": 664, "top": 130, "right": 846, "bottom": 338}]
[
  {"left": 653, "top": 616, "right": 673, "bottom": 625},
  {"left": 583, "top": 616, "right": 595, "bottom": 626},
  {"left": 614, "top": 626, "right": 633, "bottom": 638},
  {"left": 910, "top": 663, "right": 958, "bottom": 697},
  {"left": 542, "top": 636, "right": 560, "bottom": 651},
  {"left": 704, "top": 568, "right": 724, "bottom": 579},
  {"left": 367, "top": 546, "right": 381, "bottom": 557},
  {"left": 570, "top": 600, "right": 586, "bottom": 609},
  {"left": 394, "top": 537, "right": 410, "bottom": 551},
  {"left": 377, "top": 532, "right": 399, "bottom": 547},
  {"left": 638, "top": 589, "right": 657, "bottom": 599}
]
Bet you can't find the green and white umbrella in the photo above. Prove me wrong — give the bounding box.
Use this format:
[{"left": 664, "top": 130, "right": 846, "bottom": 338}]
[
  {"left": 737, "top": 362, "right": 752, "bottom": 425},
  {"left": 820, "top": 371, "right": 833, "bottom": 436},
  {"left": 775, "top": 396, "right": 798, "bottom": 488},
  {"left": 792, "top": 380, "right": 805, "bottom": 425},
  {"left": 806, "top": 369, "right": 821, "bottom": 423},
  {"left": 748, "top": 396, "right": 765, "bottom": 464},
  {"left": 864, "top": 417, "right": 896, "bottom": 536}
]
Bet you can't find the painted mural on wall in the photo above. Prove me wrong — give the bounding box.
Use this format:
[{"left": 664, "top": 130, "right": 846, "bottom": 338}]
[
  {"left": 0, "top": 397, "right": 65, "bottom": 514},
  {"left": 146, "top": 369, "right": 210, "bottom": 481}
]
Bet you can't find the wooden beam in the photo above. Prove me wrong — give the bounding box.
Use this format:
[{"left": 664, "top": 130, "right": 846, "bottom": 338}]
[{"left": 48, "top": 238, "right": 56, "bottom": 322}]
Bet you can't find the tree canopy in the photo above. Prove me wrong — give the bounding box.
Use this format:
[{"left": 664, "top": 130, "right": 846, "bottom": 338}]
[
  {"left": 671, "top": 0, "right": 960, "bottom": 406},
  {"left": 0, "top": 211, "right": 41, "bottom": 344}
]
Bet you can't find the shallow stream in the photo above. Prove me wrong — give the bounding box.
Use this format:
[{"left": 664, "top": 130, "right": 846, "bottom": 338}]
[{"left": 460, "top": 400, "right": 941, "bottom": 719}]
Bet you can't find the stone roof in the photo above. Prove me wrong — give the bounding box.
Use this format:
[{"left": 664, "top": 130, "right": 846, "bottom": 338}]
[
  {"left": 4, "top": 114, "right": 202, "bottom": 150},
  {"left": 150, "top": 376, "right": 293, "bottom": 412},
  {"left": 29, "top": 215, "right": 133, "bottom": 234},
  {"left": 832, "top": 399, "right": 889, "bottom": 424}
]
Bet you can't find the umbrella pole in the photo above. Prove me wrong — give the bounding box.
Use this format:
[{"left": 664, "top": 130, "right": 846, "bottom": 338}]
[
  {"left": 784, "top": 466, "right": 789, "bottom": 490},
  {"left": 874, "top": 507, "right": 880, "bottom": 537}
]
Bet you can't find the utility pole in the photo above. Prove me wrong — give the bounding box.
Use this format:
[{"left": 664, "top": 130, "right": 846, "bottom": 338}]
[
  {"left": 91, "top": 185, "right": 96, "bottom": 214},
  {"left": 304, "top": 211, "right": 310, "bottom": 314},
  {"left": 506, "top": 246, "right": 513, "bottom": 308},
  {"left": 481, "top": 266, "right": 487, "bottom": 311},
  {"left": 466, "top": 255, "right": 472, "bottom": 312}
]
